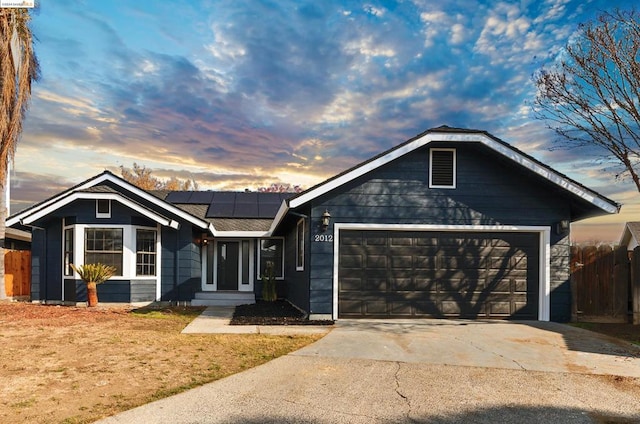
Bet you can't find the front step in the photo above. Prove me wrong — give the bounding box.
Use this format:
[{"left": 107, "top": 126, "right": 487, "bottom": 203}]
[{"left": 191, "top": 291, "right": 255, "bottom": 307}]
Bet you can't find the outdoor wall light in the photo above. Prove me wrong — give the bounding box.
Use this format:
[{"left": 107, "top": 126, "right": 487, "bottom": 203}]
[
  {"left": 555, "top": 219, "right": 570, "bottom": 235},
  {"left": 321, "top": 210, "right": 331, "bottom": 230}
]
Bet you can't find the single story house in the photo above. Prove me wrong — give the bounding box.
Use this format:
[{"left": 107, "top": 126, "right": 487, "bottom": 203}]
[{"left": 7, "top": 126, "right": 619, "bottom": 321}]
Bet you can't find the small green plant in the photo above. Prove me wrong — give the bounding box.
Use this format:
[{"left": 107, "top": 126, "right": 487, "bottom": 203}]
[
  {"left": 70, "top": 263, "right": 117, "bottom": 285},
  {"left": 70, "top": 263, "right": 117, "bottom": 307},
  {"left": 261, "top": 261, "right": 277, "bottom": 302}
]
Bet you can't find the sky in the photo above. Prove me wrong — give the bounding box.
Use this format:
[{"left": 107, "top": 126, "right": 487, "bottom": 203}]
[{"left": 9, "top": 0, "right": 640, "bottom": 243}]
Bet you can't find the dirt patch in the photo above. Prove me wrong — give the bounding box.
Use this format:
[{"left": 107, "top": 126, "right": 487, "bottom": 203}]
[
  {"left": 0, "top": 302, "right": 322, "bottom": 424},
  {"left": 571, "top": 322, "right": 640, "bottom": 346},
  {"left": 230, "top": 300, "right": 334, "bottom": 326}
]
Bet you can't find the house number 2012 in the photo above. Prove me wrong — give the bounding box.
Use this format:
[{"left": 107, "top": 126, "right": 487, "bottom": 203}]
[{"left": 314, "top": 234, "right": 333, "bottom": 242}]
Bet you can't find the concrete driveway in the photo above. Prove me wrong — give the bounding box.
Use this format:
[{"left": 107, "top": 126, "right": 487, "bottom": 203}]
[{"left": 99, "top": 319, "right": 640, "bottom": 423}]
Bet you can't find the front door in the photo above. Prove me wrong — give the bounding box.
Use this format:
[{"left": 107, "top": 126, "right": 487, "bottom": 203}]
[
  {"left": 203, "top": 239, "right": 254, "bottom": 292},
  {"left": 217, "top": 241, "right": 239, "bottom": 290}
]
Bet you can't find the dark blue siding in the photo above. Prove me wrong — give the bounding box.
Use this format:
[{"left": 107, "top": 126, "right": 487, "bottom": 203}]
[
  {"left": 29, "top": 196, "right": 202, "bottom": 304},
  {"left": 279, "top": 214, "right": 310, "bottom": 312},
  {"left": 303, "top": 143, "right": 573, "bottom": 320},
  {"left": 131, "top": 280, "right": 156, "bottom": 302}
]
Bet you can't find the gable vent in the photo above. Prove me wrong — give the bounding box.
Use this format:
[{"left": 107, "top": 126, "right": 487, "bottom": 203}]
[{"left": 430, "top": 148, "right": 456, "bottom": 188}]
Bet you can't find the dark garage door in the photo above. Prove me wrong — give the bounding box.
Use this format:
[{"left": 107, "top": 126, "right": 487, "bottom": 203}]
[{"left": 338, "top": 230, "right": 539, "bottom": 319}]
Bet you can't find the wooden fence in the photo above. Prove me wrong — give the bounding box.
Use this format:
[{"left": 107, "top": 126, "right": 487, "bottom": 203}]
[
  {"left": 4, "top": 250, "right": 31, "bottom": 298},
  {"left": 571, "top": 245, "right": 640, "bottom": 324}
]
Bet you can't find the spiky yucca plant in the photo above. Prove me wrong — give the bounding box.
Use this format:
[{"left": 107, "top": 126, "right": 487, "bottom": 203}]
[
  {"left": 70, "top": 263, "right": 117, "bottom": 307},
  {"left": 71, "top": 263, "right": 116, "bottom": 285}
]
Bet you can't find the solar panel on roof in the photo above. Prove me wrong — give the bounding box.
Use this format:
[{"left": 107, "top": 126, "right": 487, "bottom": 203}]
[
  {"left": 165, "top": 191, "right": 192, "bottom": 203},
  {"left": 235, "top": 192, "right": 258, "bottom": 203},
  {"left": 212, "top": 192, "right": 236, "bottom": 202},
  {"left": 258, "top": 193, "right": 283, "bottom": 204},
  {"left": 234, "top": 202, "right": 260, "bottom": 218},
  {"left": 258, "top": 203, "right": 280, "bottom": 218},
  {"left": 207, "top": 202, "right": 235, "bottom": 217},
  {"left": 188, "top": 192, "right": 215, "bottom": 204}
]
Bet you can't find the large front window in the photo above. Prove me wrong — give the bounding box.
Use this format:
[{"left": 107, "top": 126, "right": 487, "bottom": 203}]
[
  {"left": 84, "top": 228, "right": 123, "bottom": 275},
  {"left": 136, "top": 229, "right": 157, "bottom": 276}
]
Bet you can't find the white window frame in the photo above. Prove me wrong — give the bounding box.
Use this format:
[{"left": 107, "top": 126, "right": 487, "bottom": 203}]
[
  {"left": 429, "top": 148, "right": 456, "bottom": 189},
  {"left": 296, "top": 218, "right": 305, "bottom": 271},
  {"left": 68, "top": 223, "right": 161, "bottom": 281},
  {"left": 63, "top": 223, "right": 74, "bottom": 277},
  {"left": 257, "top": 237, "right": 285, "bottom": 280},
  {"left": 135, "top": 228, "right": 158, "bottom": 277},
  {"left": 96, "top": 199, "right": 111, "bottom": 218}
]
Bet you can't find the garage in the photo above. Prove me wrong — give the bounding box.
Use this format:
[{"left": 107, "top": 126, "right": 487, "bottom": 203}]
[{"left": 338, "top": 230, "right": 540, "bottom": 319}]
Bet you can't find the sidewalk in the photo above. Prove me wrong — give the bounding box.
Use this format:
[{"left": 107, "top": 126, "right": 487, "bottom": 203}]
[{"left": 181, "top": 306, "right": 332, "bottom": 335}]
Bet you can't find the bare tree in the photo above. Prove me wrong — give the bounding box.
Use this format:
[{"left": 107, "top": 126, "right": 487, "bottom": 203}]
[
  {"left": 533, "top": 9, "right": 640, "bottom": 191},
  {"left": 120, "top": 163, "right": 199, "bottom": 191},
  {"left": 0, "top": 8, "right": 39, "bottom": 300}
]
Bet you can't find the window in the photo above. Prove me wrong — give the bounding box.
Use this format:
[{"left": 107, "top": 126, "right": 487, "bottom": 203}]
[
  {"left": 85, "top": 228, "right": 123, "bottom": 275},
  {"left": 136, "top": 229, "right": 157, "bottom": 276},
  {"left": 259, "top": 238, "right": 284, "bottom": 279},
  {"left": 63, "top": 228, "right": 74, "bottom": 276},
  {"left": 429, "top": 148, "right": 456, "bottom": 188},
  {"left": 296, "top": 219, "right": 304, "bottom": 271},
  {"left": 96, "top": 199, "right": 111, "bottom": 218}
]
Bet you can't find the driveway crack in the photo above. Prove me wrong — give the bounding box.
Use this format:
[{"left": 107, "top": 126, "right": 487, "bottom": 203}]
[{"left": 395, "top": 361, "right": 419, "bottom": 423}]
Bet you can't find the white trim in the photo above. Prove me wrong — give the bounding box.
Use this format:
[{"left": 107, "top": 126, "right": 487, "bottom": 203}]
[
  {"left": 332, "top": 223, "right": 551, "bottom": 321},
  {"left": 212, "top": 230, "right": 270, "bottom": 238},
  {"left": 19, "top": 192, "right": 179, "bottom": 229},
  {"left": 296, "top": 218, "right": 305, "bottom": 271},
  {"left": 429, "top": 147, "right": 456, "bottom": 189},
  {"left": 96, "top": 199, "right": 111, "bottom": 218},
  {"left": 206, "top": 239, "right": 255, "bottom": 292},
  {"left": 7, "top": 172, "right": 210, "bottom": 230},
  {"left": 288, "top": 132, "right": 618, "bottom": 214},
  {"left": 257, "top": 237, "right": 285, "bottom": 281}
]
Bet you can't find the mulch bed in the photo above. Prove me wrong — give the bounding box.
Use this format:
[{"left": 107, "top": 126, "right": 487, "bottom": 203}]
[{"left": 230, "top": 300, "right": 334, "bottom": 326}]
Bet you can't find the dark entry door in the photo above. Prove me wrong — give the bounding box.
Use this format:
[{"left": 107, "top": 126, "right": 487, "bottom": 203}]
[{"left": 217, "top": 241, "right": 239, "bottom": 290}]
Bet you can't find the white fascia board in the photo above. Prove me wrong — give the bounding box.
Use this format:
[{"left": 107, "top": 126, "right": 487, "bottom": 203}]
[
  {"left": 21, "top": 192, "right": 179, "bottom": 229},
  {"left": 267, "top": 200, "right": 290, "bottom": 234},
  {"left": 211, "top": 231, "right": 271, "bottom": 238},
  {"left": 8, "top": 172, "right": 210, "bottom": 230},
  {"left": 289, "top": 132, "right": 618, "bottom": 214}
]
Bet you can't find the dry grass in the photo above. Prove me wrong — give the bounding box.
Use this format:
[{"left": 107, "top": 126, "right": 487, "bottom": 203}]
[{"left": 0, "top": 302, "right": 323, "bottom": 424}]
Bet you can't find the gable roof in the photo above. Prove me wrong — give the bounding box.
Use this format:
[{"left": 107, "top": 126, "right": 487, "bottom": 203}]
[
  {"left": 7, "top": 171, "right": 213, "bottom": 232},
  {"left": 270, "top": 126, "right": 620, "bottom": 233},
  {"left": 619, "top": 221, "right": 640, "bottom": 250}
]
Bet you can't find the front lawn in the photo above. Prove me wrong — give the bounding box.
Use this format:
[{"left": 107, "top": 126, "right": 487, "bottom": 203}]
[{"left": 0, "top": 302, "right": 322, "bottom": 423}]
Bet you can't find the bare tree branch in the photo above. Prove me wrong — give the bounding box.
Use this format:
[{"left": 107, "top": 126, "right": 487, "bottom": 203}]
[{"left": 533, "top": 9, "right": 640, "bottom": 192}]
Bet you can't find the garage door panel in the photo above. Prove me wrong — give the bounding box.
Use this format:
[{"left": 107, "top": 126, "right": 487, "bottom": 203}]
[
  {"left": 338, "top": 230, "right": 539, "bottom": 319},
  {"left": 366, "top": 255, "right": 387, "bottom": 268}
]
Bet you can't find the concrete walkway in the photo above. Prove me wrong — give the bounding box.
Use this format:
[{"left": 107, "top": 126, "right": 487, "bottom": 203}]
[
  {"left": 99, "top": 316, "right": 640, "bottom": 424},
  {"left": 181, "top": 306, "right": 332, "bottom": 335}
]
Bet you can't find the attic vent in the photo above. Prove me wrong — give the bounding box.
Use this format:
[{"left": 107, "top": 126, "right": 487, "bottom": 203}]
[{"left": 429, "top": 148, "right": 456, "bottom": 188}]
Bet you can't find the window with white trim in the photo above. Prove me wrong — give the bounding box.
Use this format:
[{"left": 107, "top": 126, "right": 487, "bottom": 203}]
[
  {"left": 258, "top": 238, "right": 284, "bottom": 279},
  {"left": 296, "top": 219, "right": 304, "bottom": 271},
  {"left": 136, "top": 229, "right": 157, "bottom": 276},
  {"left": 96, "top": 199, "right": 111, "bottom": 218},
  {"left": 63, "top": 227, "right": 74, "bottom": 276},
  {"left": 85, "top": 228, "right": 123, "bottom": 275},
  {"left": 429, "top": 148, "right": 456, "bottom": 188}
]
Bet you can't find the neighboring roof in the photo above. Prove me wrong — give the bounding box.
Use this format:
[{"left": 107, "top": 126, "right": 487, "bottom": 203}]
[
  {"left": 619, "top": 222, "right": 640, "bottom": 249},
  {"left": 271, "top": 126, "right": 620, "bottom": 233}
]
